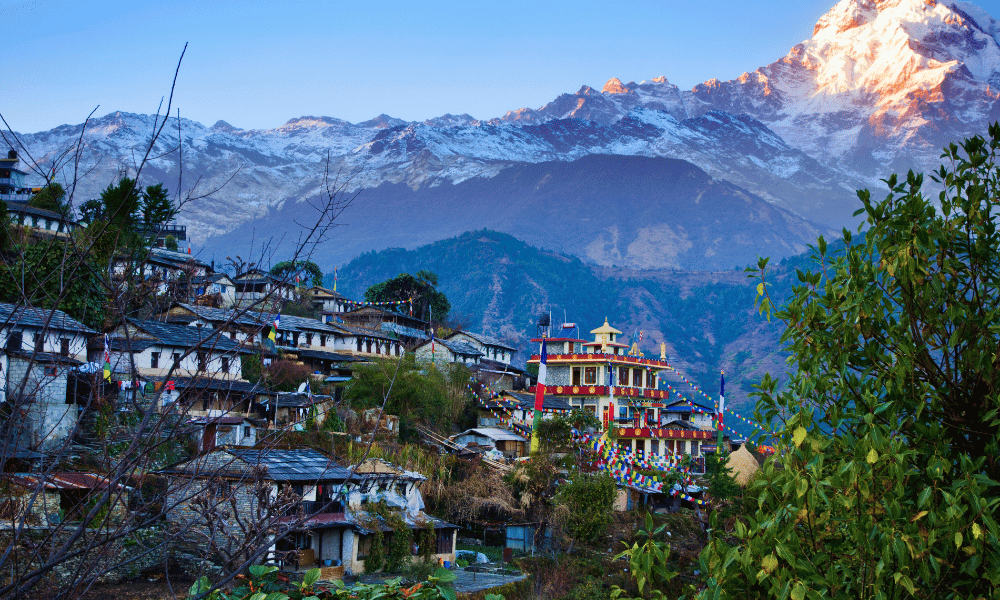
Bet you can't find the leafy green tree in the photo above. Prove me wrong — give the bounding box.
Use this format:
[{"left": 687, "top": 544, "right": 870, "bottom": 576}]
[
  {"left": 555, "top": 473, "right": 616, "bottom": 546},
  {"left": 77, "top": 198, "right": 104, "bottom": 224},
  {"left": 364, "top": 272, "right": 449, "bottom": 323},
  {"left": 99, "top": 176, "right": 142, "bottom": 230},
  {"left": 27, "top": 182, "right": 68, "bottom": 215},
  {"left": 0, "top": 240, "right": 106, "bottom": 329},
  {"left": 345, "top": 356, "right": 470, "bottom": 431},
  {"left": 140, "top": 182, "right": 175, "bottom": 228},
  {"left": 164, "top": 234, "right": 178, "bottom": 252},
  {"left": 697, "top": 128, "right": 1000, "bottom": 598},
  {"left": 271, "top": 260, "right": 322, "bottom": 286}
]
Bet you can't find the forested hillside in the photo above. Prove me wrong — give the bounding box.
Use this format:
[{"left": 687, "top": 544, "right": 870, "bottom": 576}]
[{"left": 328, "top": 229, "right": 833, "bottom": 435}]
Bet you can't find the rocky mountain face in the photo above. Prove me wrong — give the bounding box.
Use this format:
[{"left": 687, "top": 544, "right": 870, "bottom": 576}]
[
  {"left": 8, "top": 0, "right": 997, "bottom": 270},
  {"left": 500, "top": 0, "right": 1000, "bottom": 175},
  {"left": 208, "top": 153, "right": 835, "bottom": 271}
]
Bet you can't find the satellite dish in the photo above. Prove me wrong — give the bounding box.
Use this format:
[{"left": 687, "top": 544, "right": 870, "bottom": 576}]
[{"left": 297, "top": 381, "right": 308, "bottom": 393}]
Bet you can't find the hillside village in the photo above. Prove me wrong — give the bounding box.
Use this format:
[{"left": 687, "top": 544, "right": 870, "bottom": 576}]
[{"left": 0, "top": 147, "right": 760, "bottom": 599}]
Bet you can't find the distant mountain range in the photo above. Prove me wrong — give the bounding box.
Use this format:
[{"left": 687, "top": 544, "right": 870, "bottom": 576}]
[{"left": 9, "top": 0, "right": 1000, "bottom": 272}]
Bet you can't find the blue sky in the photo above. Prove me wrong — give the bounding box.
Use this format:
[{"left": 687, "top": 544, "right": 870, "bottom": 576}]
[{"left": 4, "top": 0, "right": 1000, "bottom": 133}]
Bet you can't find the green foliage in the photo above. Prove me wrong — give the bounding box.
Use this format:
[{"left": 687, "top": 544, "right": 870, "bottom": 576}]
[
  {"left": 345, "top": 357, "right": 470, "bottom": 430},
  {"left": 139, "top": 182, "right": 175, "bottom": 228},
  {"left": 366, "top": 530, "right": 386, "bottom": 573},
  {"left": 703, "top": 451, "right": 740, "bottom": 502},
  {"left": 241, "top": 354, "right": 264, "bottom": 384},
  {"left": 77, "top": 198, "right": 104, "bottom": 225},
  {"left": 272, "top": 260, "right": 323, "bottom": 287},
  {"left": 365, "top": 272, "right": 450, "bottom": 324},
  {"left": 187, "top": 565, "right": 469, "bottom": 600},
  {"left": 0, "top": 239, "right": 106, "bottom": 329},
  {"left": 99, "top": 176, "right": 143, "bottom": 230},
  {"left": 28, "top": 182, "right": 68, "bottom": 215},
  {"left": 698, "top": 127, "right": 1000, "bottom": 598},
  {"left": 555, "top": 474, "right": 616, "bottom": 545},
  {"left": 611, "top": 514, "right": 679, "bottom": 600},
  {"left": 164, "top": 234, "right": 179, "bottom": 252}
]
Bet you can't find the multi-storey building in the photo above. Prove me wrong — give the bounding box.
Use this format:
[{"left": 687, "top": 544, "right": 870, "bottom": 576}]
[{"left": 527, "top": 319, "right": 715, "bottom": 462}]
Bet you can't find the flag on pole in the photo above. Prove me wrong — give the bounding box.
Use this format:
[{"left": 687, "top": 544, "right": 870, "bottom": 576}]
[
  {"left": 430, "top": 327, "right": 436, "bottom": 365},
  {"left": 268, "top": 314, "right": 280, "bottom": 343},
  {"left": 529, "top": 338, "right": 547, "bottom": 454},
  {"left": 103, "top": 334, "right": 112, "bottom": 382}
]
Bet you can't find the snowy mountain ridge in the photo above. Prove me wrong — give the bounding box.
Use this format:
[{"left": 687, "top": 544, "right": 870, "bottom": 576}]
[{"left": 8, "top": 0, "right": 1000, "bottom": 254}]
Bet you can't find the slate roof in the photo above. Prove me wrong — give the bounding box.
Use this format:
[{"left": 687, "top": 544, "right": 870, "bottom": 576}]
[
  {"left": 107, "top": 337, "right": 157, "bottom": 353},
  {"left": 191, "top": 274, "right": 234, "bottom": 285},
  {"left": 7, "top": 350, "right": 83, "bottom": 365},
  {"left": 437, "top": 339, "right": 483, "bottom": 358},
  {"left": 498, "top": 391, "right": 573, "bottom": 412},
  {"left": 0, "top": 302, "right": 93, "bottom": 334},
  {"left": 6, "top": 201, "right": 74, "bottom": 223},
  {"left": 170, "top": 377, "right": 265, "bottom": 394},
  {"left": 147, "top": 247, "right": 211, "bottom": 269},
  {"left": 226, "top": 448, "right": 357, "bottom": 482},
  {"left": 295, "top": 348, "right": 360, "bottom": 362},
  {"left": 327, "top": 321, "right": 394, "bottom": 340},
  {"left": 129, "top": 319, "right": 249, "bottom": 354},
  {"left": 450, "top": 331, "right": 516, "bottom": 351},
  {"left": 475, "top": 358, "right": 527, "bottom": 376},
  {"left": 170, "top": 303, "right": 263, "bottom": 328}
]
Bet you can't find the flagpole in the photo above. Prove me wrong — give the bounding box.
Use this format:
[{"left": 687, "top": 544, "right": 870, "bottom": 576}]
[
  {"left": 717, "top": 371, "right": 725, "bottom": 452},
  {"left": 530, "top": 334, "right": 547, "bottom": 454}
]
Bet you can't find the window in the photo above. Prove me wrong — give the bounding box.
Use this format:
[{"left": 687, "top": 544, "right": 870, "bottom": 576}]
[
  {"left": 243, "top": 426, "right": 251, "bottom": 439},
  {"left": 366, "top": 339, "right": 372, "bottom": 353},
  {"left": 150, "top": 352, "right": 160, "bottom": 369},
  {"left": 197, "top": 352, "right": 207, "bottom": 371},
  {"left": 618, "top": 367, "right": 630, "bottom": 386},
  {"left": 306, "top": 333, "right": 313, "bottom": 345},
  {"left": 172, "top": 353, "right": 181, "bottom": 368},
  {"left": 319, "top": 334, "right": 326, "bottom": 347},
  {"left": 34, "top": 333, "right": 44, "bottom": 353},
  {"left": 567, "top": 342, "right": 575, "bottom": 354},
  {"left": 221, "top": 357, "right": 230, "bottom": 373},
  {"left": 356, "top": 338, "right": 362, "bottom": 352},
  {"left": 44, "top": 365, "right": 57, "bottom": 376},
  {"left": 60, "top": 338, "right": 70, "bottom": 356},
  {"left": 691, "top": 442, "right": 700, "bottom": 457},
  {"left": 230, "top": 330, "right": 237, "bottom": 340},
  {"left": 618, "top": 406, "right": 627, "bottom": 419},
  {"left": 646, "top": 370, "right": 655, "bottom": 388},
  {"left": 634, "top": 369, "right": 643, "bottom": 387},
  {"left": 651, "top": 440, "right": 659, "bottom": 456},
  {"left": 571, "top": 367, "right": 581, "bottom": 386},
  {"left": 584, "top": 367, "right": 597, "bottom": 385},
  {"left": 220, "top": 285, "right": 227, "bottom": 293}
]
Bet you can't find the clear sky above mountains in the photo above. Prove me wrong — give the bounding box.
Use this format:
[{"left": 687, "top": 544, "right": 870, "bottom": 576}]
[{"left": 4, "top": 0, "right": 1000, "bottom": 133}]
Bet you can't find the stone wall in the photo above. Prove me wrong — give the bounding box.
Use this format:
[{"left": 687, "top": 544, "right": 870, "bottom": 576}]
[{"left": 7, "top": 356, "right": 77, "bottom": 451}]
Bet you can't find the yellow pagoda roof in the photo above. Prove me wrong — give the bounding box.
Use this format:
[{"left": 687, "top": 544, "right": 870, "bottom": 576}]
[{"left": 589, "top": 318, "right": 622, "bottom": 336}]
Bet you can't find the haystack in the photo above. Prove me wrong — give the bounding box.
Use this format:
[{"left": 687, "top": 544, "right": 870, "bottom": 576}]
[{"left": 726, "top": 445, "right": 761, "bottom": 486}]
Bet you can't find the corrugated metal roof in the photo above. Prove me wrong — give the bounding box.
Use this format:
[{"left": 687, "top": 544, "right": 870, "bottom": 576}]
[
  {"left": 8, "top": 472, "right": 130, "bottom": 491},
  {"left": 453, "top": 428, "right": 526, "bottom": 443}
]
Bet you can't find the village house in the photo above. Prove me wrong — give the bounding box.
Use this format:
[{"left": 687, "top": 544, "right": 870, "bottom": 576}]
[
  {"left": 112, "top": 248, "right": 211, "bottom": 296},
  {"left": 0, "top": 303, "right": 94, "bottom": 451},
  {"left": 190, "top": 273, "right": 237, "bottom": 307},
  {"left": 340, "top": 306, "right": 429, "bottom": 349},
  {"left": 304, "top": 286, "right": 352, "bottom": 322},
  {"left": 186, "top": 415, "right": 258, "bottom": 453},
  {"left": 450, "top": 427, "right": 527, "bottom": 459},
  {"left": 1, "top": 472, "right": 131, "bottom": 526},
  {"left": 162, "top": 448, "right": 457, "bottom": 576},
  {"left": 526, "top": 319, "right": 715, "bottom": 465},
  {"left": 412, "top": 337, "right": 482, "bottom": 367},
  {"left": 5, "top": 202, "right": 79, "bottom": 237},
  {"left": 232, "top": 269, "right": 297, "bottom": 307},
  {"left": 96, "top": 319, "right": 260, "bottom": 417}
]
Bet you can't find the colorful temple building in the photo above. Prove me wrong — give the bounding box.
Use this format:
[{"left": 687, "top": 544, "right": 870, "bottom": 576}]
[{"left": 527, "top": 319, "right": 716, "bottom": 464}]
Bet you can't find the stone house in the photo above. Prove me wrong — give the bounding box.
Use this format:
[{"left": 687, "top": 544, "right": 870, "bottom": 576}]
[
  {"left": 190, "top": 274, "right": 237, "bottom": 307},
  {"left": 186, "top": 415, "right": 257, "bottom": 452},
  {"left": 0, "top": 303, "right": 93, "bottom": 450},
  {"left": 162, "top": 448, "right": 457, "bottom": 576},
  {"left": 1, "top": 472, "right": 130, "bottom": 525},
  {"left": 412, "top": 338, "right": 482, "bottom": 367}
]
